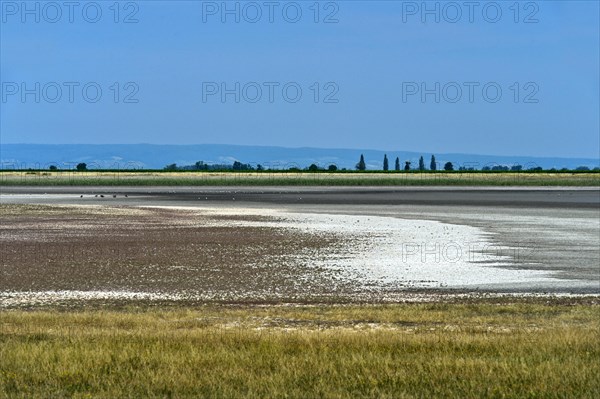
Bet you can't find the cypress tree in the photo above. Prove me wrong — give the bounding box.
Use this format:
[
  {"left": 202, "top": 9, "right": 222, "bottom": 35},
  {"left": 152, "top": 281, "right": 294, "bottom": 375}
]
[
  {"left": 356, "top": 154, "right": 366, "bottom": 171},
  {"left": 418, "top": 156, "right": 425, "bottom": 171},
  {"left": 430, "top": 155, "right": 437, "bottom": 171}
]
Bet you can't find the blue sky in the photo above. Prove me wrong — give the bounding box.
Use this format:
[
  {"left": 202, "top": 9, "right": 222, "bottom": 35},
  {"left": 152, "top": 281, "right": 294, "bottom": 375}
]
[{"left": 1, "top": 0, "right": 599, "bottom": 158}]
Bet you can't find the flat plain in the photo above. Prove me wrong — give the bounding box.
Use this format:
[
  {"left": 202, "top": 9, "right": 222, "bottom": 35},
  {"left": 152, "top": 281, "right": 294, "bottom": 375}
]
[
  {"left": 1, "top": 170, "right": 599, "bottom": 186},
  {"left": 1, "top": 186, "right": 599, "bottom": 397}
]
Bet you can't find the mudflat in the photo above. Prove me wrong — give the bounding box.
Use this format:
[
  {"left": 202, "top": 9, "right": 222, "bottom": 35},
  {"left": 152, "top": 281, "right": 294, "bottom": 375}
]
[
  {"left": 1, "top": 187, "right": 598, "bottom": 307},
  {"left": 2, "top": 185, "right": 599, "bottom": 208}
]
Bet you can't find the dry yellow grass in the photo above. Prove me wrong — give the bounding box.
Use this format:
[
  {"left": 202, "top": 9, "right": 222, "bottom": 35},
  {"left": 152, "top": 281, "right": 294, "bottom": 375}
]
[
  {"left": 1, "top": 171, "right": 599, "bottom": 186},
  {"left": 1, "top": 303, "right": 599, "bottom": 398}
]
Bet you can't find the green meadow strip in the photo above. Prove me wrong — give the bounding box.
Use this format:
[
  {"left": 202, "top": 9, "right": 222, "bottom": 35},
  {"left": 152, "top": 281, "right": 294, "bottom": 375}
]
[{"left": 1, "top": 171, "right": 599, "bottom": 186}]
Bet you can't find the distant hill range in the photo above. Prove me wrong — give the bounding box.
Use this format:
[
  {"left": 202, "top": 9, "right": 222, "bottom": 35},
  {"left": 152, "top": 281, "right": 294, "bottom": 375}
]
[{"left": 1, "top": 144, "right": 598, "bottom": 170}]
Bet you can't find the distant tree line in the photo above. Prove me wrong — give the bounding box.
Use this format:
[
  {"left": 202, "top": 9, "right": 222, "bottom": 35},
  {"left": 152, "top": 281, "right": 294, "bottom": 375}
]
[
  {"left": 165, "top": 161, "right": 259, "bottom": 171},
  {"left": 157, "top": 156, "right": 598, "bottom": 173},
  {"left": 350, "top": 154, "right": 598, "bottom": 172},
  {"left": 356, "top": 154, "right": 453, "bottom": 171},
  {"left": 29, "top": 158, "right": 598, "bottom": 172}
]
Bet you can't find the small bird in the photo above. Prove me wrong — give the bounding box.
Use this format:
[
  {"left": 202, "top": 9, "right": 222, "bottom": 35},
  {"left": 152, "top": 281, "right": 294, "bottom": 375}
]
[
  {"left": 124, "top": 194, "right": 128, "bottom": 198},
  {"left": 94, "top": 195, "right": 98, "bottom": 198},
  {"left": 80, "top": 195, "right": 83, "bottom": 198},
  {"left": 113, "top": 194, "right": 117, "bottom": 198},
  {"left": 100, "top": 195, "right": 104, "bottom": 198}
]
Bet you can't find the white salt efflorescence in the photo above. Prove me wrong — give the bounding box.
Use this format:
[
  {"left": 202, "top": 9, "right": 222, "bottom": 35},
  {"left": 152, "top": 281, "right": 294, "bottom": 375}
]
[
  {"left": 152, "top": 206, "right": 565, "bottom": 289},
  {"left": 0, "top": 205, "right": 584, "bottom": 307},
  {"left": 0, "top": 291, "right": 190, "bottom": 308}
]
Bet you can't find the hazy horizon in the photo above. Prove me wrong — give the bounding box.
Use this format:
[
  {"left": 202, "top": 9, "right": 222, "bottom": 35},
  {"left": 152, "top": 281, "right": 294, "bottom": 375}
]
[
  {"left": 2, "top": 142, "right": 600, "bottom": 161},
  {"left": 3, "top": 143, "right": 598, "bottom": 171}
]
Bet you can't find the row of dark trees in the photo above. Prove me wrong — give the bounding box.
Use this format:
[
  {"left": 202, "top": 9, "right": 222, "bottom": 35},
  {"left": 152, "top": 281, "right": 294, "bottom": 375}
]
[
  {"left": 54, "top": 160, "right": 596, "bottom": 172},
  {"left": 355, "top": 154, "right": 597, "bottom": 172},
  {"left": 165, "top": 161, "right": 261, "bottom": 171},
  {"left": 75, "top": 157, "right": 453, "bottom": 172},
  {"left": 161, "top": 157, "right": 597, "bottom": 172},
  {"left": 357, "top": 154, "right": 454, "bottom": 171}
]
